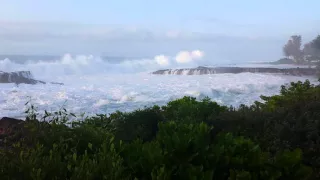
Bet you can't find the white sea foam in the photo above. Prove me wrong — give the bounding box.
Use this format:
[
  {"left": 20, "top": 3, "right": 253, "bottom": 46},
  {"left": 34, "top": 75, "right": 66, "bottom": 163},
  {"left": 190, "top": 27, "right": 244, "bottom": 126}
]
[{"left": 0, "top": 54, "right": 317, "bottom": 118}]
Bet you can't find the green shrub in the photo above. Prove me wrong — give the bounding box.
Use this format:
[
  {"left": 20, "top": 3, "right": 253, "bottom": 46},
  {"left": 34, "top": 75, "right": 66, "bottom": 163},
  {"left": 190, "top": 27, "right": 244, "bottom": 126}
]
[
  {"left": 122, "top": 121, "right": 312, "bottom": 180},
  {"left": 161, "top": 96, "right": 228, "bottom": 122},
  {"left": 0, "top": 134, "right": 126, "bottom": 180},
  {"left": 106, "top": 106, "right": 164, "bottom": 142},
  {"left": 1, "top": 79, "right": 320, "bottom": 179}
]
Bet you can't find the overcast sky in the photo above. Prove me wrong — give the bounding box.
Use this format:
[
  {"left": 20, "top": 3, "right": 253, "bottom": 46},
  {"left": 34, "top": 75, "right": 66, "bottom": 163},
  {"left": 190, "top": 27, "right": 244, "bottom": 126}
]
[{"left": 0, "top": 0, "right": 319, "bottom": 62}]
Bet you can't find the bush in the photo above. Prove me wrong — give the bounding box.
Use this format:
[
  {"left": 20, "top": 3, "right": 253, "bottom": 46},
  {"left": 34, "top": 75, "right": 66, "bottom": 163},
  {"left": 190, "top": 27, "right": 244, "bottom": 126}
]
[
  {"left": 1, "top": 121, "right": 312, "bottom": 180},
  {"left": 1, "top": 79, "right": 320, "bottom": 179},
  {"left": 161, "top": 96, "right": 228, "bottom": 122},
  {"left": 0, "top": 127, "right": 126, "bottom": 179}
]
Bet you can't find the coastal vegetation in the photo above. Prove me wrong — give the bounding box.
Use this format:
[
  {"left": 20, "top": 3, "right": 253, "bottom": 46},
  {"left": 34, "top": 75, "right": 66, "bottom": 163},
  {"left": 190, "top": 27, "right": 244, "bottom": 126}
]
[
  {"left": 0, "top": 79, "right": 320, "bottom": 179},
  {"left": 279, "top": 35, "right": 320, "bottom": 66}
]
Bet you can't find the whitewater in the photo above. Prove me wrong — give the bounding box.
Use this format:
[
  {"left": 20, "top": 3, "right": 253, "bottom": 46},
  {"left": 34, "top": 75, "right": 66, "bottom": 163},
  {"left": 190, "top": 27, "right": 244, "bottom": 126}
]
[{"left": 0, "top": 53, "right": 317, "bottom": 118}]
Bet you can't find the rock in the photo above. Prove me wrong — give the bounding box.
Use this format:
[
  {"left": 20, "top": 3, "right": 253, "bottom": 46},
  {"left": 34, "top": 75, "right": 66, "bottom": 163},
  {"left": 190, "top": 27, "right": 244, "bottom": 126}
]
[
  {"left": 152, "top": 66, "right": 317, "bottom": 76},
  {"left": 0, "top": 117, "right": 26, "bottom": 150},
  {"left": 0, "top": 71, "right": 63, "bottom": 85},
  {"left": 50, "top": 82, "right": 64, "bottom": 85},
  {"left": 0, "top": 117, "right": 24, "bottom": 135},
  {"left": 0, "top": 71, "right": 42, "bottom": 84},
  {"left": 0, "top": 117, "right": 55, "bottom": 150}
]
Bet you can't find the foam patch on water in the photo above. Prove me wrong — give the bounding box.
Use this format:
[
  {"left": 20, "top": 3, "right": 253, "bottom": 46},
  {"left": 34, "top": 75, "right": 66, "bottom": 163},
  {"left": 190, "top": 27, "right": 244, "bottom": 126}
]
[
  {"left": 0, "top": 54, "right": 317, "bottom": 118},
  {"left": 0, "top": 72, "right": 317, "bottom": 118}
]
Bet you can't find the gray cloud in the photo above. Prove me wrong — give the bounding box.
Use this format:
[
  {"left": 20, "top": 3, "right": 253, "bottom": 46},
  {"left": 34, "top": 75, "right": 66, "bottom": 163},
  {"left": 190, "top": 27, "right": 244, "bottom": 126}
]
[
  {"left": 0, "top": 21, "right": 297, "bottom": 62},
  {"left": 0, "top": 21, "right": 267, "bottom": 42}
]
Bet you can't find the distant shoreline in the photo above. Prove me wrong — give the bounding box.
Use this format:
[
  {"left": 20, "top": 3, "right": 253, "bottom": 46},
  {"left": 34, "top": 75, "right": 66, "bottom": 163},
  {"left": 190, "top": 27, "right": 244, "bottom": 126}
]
[{"left": 152, "top": 66, "right": 317, "bottom": 76}]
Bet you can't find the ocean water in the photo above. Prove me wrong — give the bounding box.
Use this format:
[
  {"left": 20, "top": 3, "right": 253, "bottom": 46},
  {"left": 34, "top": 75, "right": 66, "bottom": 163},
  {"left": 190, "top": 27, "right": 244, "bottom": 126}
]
[{"left": 0, "top": 54, "right": 317, "bottom": 118}]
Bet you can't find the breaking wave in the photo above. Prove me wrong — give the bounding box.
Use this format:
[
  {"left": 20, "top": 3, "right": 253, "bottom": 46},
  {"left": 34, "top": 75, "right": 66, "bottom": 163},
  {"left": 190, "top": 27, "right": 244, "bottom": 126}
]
[
  {"left": 0, "top": 50, "right": 206, "bottom": 80},
  {"left": 0, "top": 52, "right": 317, "bottom": 118}
]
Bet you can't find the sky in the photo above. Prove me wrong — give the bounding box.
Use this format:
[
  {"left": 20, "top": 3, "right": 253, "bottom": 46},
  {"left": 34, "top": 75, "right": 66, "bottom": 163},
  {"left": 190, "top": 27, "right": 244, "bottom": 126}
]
[{"left": 0, "top": 0, "right": 319, "bottom": 62}]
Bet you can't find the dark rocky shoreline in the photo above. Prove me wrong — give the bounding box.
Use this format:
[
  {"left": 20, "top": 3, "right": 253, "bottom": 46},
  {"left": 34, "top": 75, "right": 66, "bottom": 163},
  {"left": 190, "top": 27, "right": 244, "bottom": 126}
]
[
  {"left": 152, "top": 66, "right": 318, "bottom": 76},
  {"left": 0, "top": 71, "right": 63, "bottom": 85}
]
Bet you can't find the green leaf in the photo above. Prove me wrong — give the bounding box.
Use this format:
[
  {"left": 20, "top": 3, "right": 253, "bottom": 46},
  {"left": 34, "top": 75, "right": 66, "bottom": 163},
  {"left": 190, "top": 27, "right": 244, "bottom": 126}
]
[
  {"left": 73, "top": 153, "right": 77, "bottom": 161},
  {"left": 88, "top": 143, "right": 93, "bottom": 150}
]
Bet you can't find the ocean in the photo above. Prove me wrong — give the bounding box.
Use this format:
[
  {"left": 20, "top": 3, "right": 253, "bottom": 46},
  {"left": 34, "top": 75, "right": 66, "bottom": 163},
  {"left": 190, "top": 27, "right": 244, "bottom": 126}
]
[{"left": 0, "top": 54, "right": 317, "bottom": 118}]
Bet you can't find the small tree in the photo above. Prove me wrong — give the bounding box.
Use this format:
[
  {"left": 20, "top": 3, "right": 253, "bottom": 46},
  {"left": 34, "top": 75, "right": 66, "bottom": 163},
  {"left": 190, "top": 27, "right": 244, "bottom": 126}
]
[
  {"left": 283, "top": 35, "right": 304, "bottom": 64},
  {"left": 303, "top": 42, "right": 315, "bottom": 67},
  {"left": 283, "top": 42, "right": 291, "bottom": 58},
  {"left": 311, "top": 35, "right": 320, "bottom": 50},
  {"left": 291, "top": 35, "right": 304, "bottom": 64},
  {"left": 311, "top": 35, "right": 320, "bottom": 76}
]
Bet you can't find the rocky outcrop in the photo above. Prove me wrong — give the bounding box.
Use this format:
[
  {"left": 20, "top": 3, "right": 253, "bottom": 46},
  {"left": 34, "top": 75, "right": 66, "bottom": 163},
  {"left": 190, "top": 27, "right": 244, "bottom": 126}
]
[
  {"left": 152, "top": 66, "right": 317, "bottom": 76},
  {"left": 0, "top": 117, "right": 53, "bottom": 150},
  {"left": 0, "top": 117, "right": 24, "bottom": 135},
  {"left": 0, "top": 117, "right": 27, "bottom": 150},
  {"left": 0, "top": 71, "right": 64, "bottom": 85}
]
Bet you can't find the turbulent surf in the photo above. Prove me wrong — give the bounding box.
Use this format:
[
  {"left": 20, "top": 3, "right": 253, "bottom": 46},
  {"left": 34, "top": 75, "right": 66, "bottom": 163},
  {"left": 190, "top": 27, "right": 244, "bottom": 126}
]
[{"left": 0, "top": 53, "right": 317, "bottom": 118}]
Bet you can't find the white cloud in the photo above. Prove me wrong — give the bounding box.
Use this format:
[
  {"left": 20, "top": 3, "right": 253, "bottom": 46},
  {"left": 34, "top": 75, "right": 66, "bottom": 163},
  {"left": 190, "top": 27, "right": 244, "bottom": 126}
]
[
  {"left": 155, "top": 55, "right": 170, "bottom": 66},
  {"left": 175, "top": 50, "right": 205, "bottom": 64},
  {"left": 191, "top": 50, "right": 204, "bottom": 59},
  {"left": 175, "top": 51, "right": 193, "bottom": 63}
]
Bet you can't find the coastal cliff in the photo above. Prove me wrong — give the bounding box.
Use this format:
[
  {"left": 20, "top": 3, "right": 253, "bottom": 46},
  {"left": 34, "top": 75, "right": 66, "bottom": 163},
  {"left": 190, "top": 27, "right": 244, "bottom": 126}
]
[{"left": 152, "top": 66, "right": 317, "bottom": 76}]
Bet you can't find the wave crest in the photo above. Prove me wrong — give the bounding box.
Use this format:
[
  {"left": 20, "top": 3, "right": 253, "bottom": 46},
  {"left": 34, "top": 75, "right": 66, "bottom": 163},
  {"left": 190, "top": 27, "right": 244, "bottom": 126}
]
[{"left": 0, "top": 50, "right": 205, "bottom": 80}]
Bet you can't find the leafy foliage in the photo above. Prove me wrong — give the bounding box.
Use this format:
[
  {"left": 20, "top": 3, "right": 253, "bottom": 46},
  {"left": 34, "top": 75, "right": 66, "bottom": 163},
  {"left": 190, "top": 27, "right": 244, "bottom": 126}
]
[
  {"left": 281, "top": 34, "right": 320, "bottom": 66},
  {"left": 1, "top": 80, "right": 320, "bottom": 179},
  {"left": 311, "top": 35, "right": 320, "bottom": 51},
  {"left": 283, "top": 35, "right": 303, "bottom": 63},
  {"left": 161, "top": 96, "right": 228, "bottom": 122}
]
